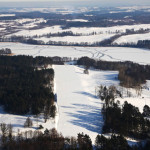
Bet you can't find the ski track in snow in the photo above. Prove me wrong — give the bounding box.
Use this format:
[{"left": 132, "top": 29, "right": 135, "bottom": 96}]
[{"left": 54, "top": 65, "right": 120, "bottom": 143}]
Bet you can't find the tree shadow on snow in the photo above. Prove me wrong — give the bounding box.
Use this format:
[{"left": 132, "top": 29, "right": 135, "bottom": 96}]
[
  {"left": 73, "top": 91, "right": 97, "bottom": 99},
  {"left": 66, "top": 103, "right": 103, "bottom": 133},
  {"left": 103, "top": 73, "right": 118, "bottom": 81}
]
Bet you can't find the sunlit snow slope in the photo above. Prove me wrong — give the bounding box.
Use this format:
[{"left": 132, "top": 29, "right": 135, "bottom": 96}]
[{"left": 55, "top": 65, "right": 119, "bottom": 143}]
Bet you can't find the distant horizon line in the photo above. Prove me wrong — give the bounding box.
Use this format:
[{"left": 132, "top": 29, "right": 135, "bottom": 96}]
[{"left": 0, "top": 1, "right": 149, "bottom": 8}]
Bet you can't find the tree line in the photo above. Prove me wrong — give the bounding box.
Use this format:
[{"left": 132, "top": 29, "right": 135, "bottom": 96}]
[
  {"left": 0, "top": 48, "right": 12, "bottom": 55},
  {"left": 0, "top": 125, "right": 150, "bottom": 150},
  {"left": 98, "top": 85, "right": 150, "bottom": 139},
  {"left": 112, "top": 39, "right": 150, "bottom": 50},
  {"left": 77, "top": 57, "right": 150, "bottom": 88}
]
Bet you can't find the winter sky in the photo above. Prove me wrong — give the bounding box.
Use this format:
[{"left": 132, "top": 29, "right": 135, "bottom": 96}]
[{"left": 0, "top": 0, "right": 150, "bottom": 7}]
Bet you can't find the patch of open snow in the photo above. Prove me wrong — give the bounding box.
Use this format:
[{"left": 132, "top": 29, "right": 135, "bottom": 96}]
[
  {"left": 55, "top": 65, "right": 150, "bottom": 143},
  {"left": 0, "top": 50, "right": 149, "bottom": 142},
  {"left": 94, "top": 47, "right": 150, "bottom": 65},
  {"left": 67, "top": 24, "right": 150, "bottom": 34},
  {"left": 0, "top": 43, "right": 150, "bottom": 65},
  {"left": 66, "top": 19, "right": 89, "bottom": 22},
  {"left": 55, "top": 65, "right": 119, "bottom": 143},
  {"left": 117, "top": 80, "right": 150, "bottom": 113},
  {"left": 7, "top": 24, "right": 150, "bottom": 37},
  {"left": 0, "top": 27, "right": 5, "bottom": 31},
  {"left": 113, "top": 32, "right": 150, "bottom": 44},
  {"left": 0, "top": 14, "right": 15, "bottom": 17},
  {"left": 0, "top": 106, "right": 56, "bottom": 134},
  {"left": 36, "top": 34, "right": 115, "bottom": 44},
  {"left": 7, "top": 26, "right": 62, "bottom": 37}
]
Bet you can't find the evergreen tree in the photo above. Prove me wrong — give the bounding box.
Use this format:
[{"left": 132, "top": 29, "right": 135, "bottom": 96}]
[{"left": 24, "top": 117, "right": 33, "bottom": 128}]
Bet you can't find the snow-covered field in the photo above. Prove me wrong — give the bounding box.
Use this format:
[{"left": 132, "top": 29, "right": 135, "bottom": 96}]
[
  {"left": 0, "top": 42, "right": 150, "bottom": 143},
  {"left": 0, "top": 14, "right": 15, "bottom": 17},
  {"left": 97, "top": 47, "right": 150, "bottom": 65},
  {"left": 66, "top": 19, "right": 89, "bottom": 22},
  {"left": 8, "top": 26, "right": 60, "bottom": 37},
  {"left": 0, "top": 18, "right": 46, "bottom": 34},
  {"left": 36, "top": 34, "right": 115, "bottom": 44},
  {"left": 0, "top": 7, "right": 150, "bottom": 146},
  {"left": 6, "top": 23, "right": 150, "bottom": 37},
  {"left": 2, "top": 22, "right": 150, "bottom": 47},
  {"left": 0, "top": 63, "right": 149, "bottom": 143},
  {"left": 114, "top": 32, "right": 150, "bottom": 44},
  {"left": 55, "top": 65, "right": 150, "bottom": 143},
  {"left": 0, "top": 106, "right": 57, "bottom": 134},
  {"left": 55, "top": 65, "right": 119, "bottom": 142},
  {"left": 0, "top": 43, "right": 150, "bottom": 65},
  {"left": 0, "top": 52, "right": 149, "bottom": 145},
  {"left": 2, "top": 19, "right": 150, "bottom": 45},
  {"left": 0, "top": 64, "right": 119, "bottom": 142}
]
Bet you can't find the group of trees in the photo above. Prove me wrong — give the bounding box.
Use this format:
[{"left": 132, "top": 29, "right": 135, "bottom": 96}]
[
  {"left": 102, "top": 100, "right": 150, "bottom": 139},
  {"left": 97, "top": 85, "right": 122, "bottom": 108},
  {"left": 0, "top": 56, "right": 55, "bottom": 117},
  {"left": 0, "top": 125, "right": 150, "bottom": 150},
  {"left": 112, "top": 39, "right": 150, "bottom": 50},
  {"left": 97, "top": 85, "right": 150, "bottom": 139},
  {"left": 3, "top": 10, "right": 150, "bottom": 28},
  {"left": 102, "top": 102, "right": 150, "bottom": 139},
  {"left": 0, "top": 48, "right": 11, "bottom": 55},
  {"left": 95, "top": 134, "right": 131, "bottom": 150},
  {"left": 78, "top": 57, "right": 150, "bottom": 147},
  {"left": 77, "top": 57, "right": 150, "bottom": 88},
  {"left": 0, "top": 36, "right": 113, "bottom": 47},
  {"left": 143, "top": 105, "right": 150, "bottom": 117},
  {"left": 2, "top": 25, "right": 150, "bottom": 48},
  {"left": 95, "top": 134, "right": 150, "bottom": 150},
  {"left": 0, "top": 127, "right": 93, "bottom": 150},
  {"left": 137, "top": 40, "right": 150, "bottom": 49}
]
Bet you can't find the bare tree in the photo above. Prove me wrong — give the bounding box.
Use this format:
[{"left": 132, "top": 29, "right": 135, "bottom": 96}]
[{"left": 7, "top": 124, "right": 13, "bottom": 142}]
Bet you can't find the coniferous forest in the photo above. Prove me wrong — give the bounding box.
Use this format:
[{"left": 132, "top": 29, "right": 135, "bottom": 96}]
[{"left": 0, "top": 56, "right": 54, "bottom": 115}]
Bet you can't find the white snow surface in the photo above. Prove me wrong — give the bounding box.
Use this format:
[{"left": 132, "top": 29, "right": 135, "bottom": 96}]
[
  {"left": 0, "top": 14, "right": 15, "bottom": 17},
  {"left": 66, "top": 19, "right": 89, "bottom": 22},
  {"left": 0, "top": 106, "right": 57, "bottom": 134},
  {"left": 0, "top": 63, "right": 149, "bottom": 142},
  {"left": 114, "top": 32, "right": 150, "bottom": 44},
  {"left": 0, "top": 41, "right": 149, "bottom": 142},
  {"left": 8, "top": 26, "right": 62, "bottom": 37},
  {"left": 55, "top": 65, "right": 150, "bottom": 143},
  {"left": 117, "top": 80, "right": 150, "bottom": 113},
  {"left": 55, "top": 65, "right": 119, "bottom": 143},
  {"left": 36, "top": 34, "right": 115, "bottom": 44},
  {"left": 0, "top": 43, "right": 150, "bottom": 65},
  {"left": 7, "top": 24, "right": 150, "bottom": 37}
]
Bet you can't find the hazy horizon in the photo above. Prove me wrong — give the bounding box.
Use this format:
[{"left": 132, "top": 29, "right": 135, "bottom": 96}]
[{"left": 0, "top": 0, "right": 150, "bottom": 8}]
